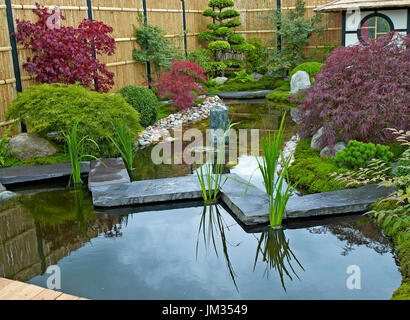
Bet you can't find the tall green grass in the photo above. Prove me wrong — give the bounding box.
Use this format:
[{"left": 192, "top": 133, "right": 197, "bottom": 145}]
[
  {"left": 108, "top": 121, "right": 135, "bottom": 172},
  {"left": 63, "top": 122, "right": 102, "bottom": 186},
  {"left": 257, "top": 112, "right": 298, "bottom": 228}
]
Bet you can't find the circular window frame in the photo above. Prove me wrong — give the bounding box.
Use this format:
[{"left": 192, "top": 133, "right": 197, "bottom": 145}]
[{"left": 357, "top": 13, "right": 394, "bottom": 45}]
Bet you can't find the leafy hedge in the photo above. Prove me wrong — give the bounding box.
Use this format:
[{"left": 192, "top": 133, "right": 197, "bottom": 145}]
[
  {"left": 118, "top": 86, "right": 158, "bottom": 127},
  {"left": 6, "top": 84, "right": 142, "bottom": 157},
  {"left": 287, "top": 138, "right": 349, "bottom": 194},
  {"left": 290, "top": 62, "right": 322, "bottom": 81}
]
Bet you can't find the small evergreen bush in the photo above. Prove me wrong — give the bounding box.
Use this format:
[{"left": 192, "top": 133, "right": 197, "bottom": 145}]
[
  {"left": 290, "top": 62, "right": 322, "bottom": 80},
  {"left": 335, "top": 140, "right": 393, "bottom": 170},
  {"left": 118, "top": 86, "right": 158, "bottom": 127},
  {"left": 266, "top": 91, "right": 291, "bottom": 102},
  {"left": 6, "top": 84, "right": 142, "bottom": 157}
]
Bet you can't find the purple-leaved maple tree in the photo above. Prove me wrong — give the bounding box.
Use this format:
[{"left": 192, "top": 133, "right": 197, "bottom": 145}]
[
  {"left": 14, "top": 3, "right": 116, "bottom": 93},
  {"left": 296, "top": 32, "right": 410, "bottom": 148},
  {"left": 154, "top": 60, "right": 207, "bottom": 110}
]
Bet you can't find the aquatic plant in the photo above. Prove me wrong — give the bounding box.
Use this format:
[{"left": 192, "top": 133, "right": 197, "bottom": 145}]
[
  {"left": 257, "top": 113, "right": 298, "bottom": 228},
  {"left": 196, "top": 204, "right": 238, "bottom": 291},
  {"left": 63, "top": 122, "right": 103, "bottom": 186},
  {"left": 254, "top": 228, "right": 304, "bottom": 292},
  {"left": 108, "top": 121, "right": 135, "bottom": 172}
]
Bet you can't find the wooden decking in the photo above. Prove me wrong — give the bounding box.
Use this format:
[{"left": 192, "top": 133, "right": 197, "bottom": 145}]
[{"left": 0, "top": 277, "right": 88, "bottom": 300}]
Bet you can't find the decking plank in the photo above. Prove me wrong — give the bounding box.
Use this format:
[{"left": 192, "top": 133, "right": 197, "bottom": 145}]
[{"left": 31, "top": 289, "right": 64, "bottom": 300}]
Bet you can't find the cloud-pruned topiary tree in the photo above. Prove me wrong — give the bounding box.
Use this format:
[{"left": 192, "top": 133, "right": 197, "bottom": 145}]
[{"left": 199, "top": 0, "right": 254, "bottom": 75}]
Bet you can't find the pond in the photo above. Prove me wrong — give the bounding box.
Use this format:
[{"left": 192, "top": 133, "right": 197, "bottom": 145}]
[
  {"left": 0, "top": 189, "right": 401, "bottom": 300},
  {"left": 0, "top": 100, "right": 402, "bottom": 300}
]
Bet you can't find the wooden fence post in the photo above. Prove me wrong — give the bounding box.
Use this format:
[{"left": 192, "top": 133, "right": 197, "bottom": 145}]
[
  {"left": 142, "top": 0, "right": 152, "bottom": 85},
  {"left": 5, "top": 0, "right": 25, "bottom": 132},
  {"left": 181, "top": 0, "right": 188, "bottom": 58}
]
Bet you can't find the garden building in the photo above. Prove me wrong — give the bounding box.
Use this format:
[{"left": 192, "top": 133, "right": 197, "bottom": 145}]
[{"left": 315, "top": 0, "right": 410, "bottom": 46}]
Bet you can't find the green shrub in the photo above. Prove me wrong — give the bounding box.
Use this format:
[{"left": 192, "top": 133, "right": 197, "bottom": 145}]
[
  {"left": 287, "top": 138, "right": 349, "bottom": 194},
  {"left": 187, "top": 49, "right": 214, "bottom": 69},
  {"left": 0, "top": 127, "right": 13, "bottom": 167},
  {"left": 335, "top": 140, "right": 394, "bottom": 170},
  {"left": 266, "top": 91, "right": 291, "bottom": 102},
  {"left": 118, "top": 86, "right": 158, "bottom": 127},
  {"left": 6, "top": 84, "right": 142, "bottom": 157},
  {"left": 224, "top": 59, "right": 245, "bottom": 69},
  {"left": 228, "top": 34, "right": 245, "bottom": 45},
  {"left": 246, "top": 38, "right": 267, "bottom": 74},
  {"left": 397, "top": 149, "right": 410, "bottom": 177},
  {"left": 224, "top": 19, "right": 241, "bottom": 28},
  {"left": 231, "top": 42, "right": 254, "bottom": 53},
  {"left": 228, "top": 70, "right": 254, "bottom": 83},
  {"left": 214, "top": 27, "right": 234, "bottom": 38},
  {"left": 209, "top": 40, "right": 231, "bottom": 52},
  {"left": 202, "top": 61, "right": 227, "bottom": 74},
  {"left": 290, "top": 62, "right": 323, "bottom": 81}
]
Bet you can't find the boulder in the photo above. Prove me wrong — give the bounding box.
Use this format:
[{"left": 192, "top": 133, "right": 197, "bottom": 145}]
[
  {"left": 7, "top": 133, "right": 57, "bottom": 161},
  {"left": 290, "top": 71, "right": 311, "bottom": 94},
  {"left": 320, "top": 142, "right": 347, "bottom": 158},
  {"left": 310, "top": 127, "right": 324, "bottom": 151},
  {"left": 210, "top": 104, "right": 230, "bottom": 145},
  {"left": 251, "top": 72, "right": 263, "bottom": 81},
  {"left": 213, "top": 77, "right": 228, "bottom": 85},
  {"left": 290, "top": 106, "right": 304, "bottom": 125},
  {"left": 0, "top": 183, "right": 6, "bottom": 192},
  {"left": 0, "top": 191, "right": 16, "bottom": 202}
]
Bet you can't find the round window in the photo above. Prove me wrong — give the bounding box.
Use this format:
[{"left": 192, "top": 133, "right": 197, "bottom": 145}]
[{"left": 358, "top": 13, "right": 394, "bottom": 44}]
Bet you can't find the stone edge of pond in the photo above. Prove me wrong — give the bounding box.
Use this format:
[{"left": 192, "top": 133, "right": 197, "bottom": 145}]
[
  {"left": 90, "top": 173, "right": 394, "bottom": 226},
  {"left": 0, "top": 162, "right": 91, "bottom": 185}
]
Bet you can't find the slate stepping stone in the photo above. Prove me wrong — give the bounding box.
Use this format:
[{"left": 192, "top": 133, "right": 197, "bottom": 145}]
[{"left": 88, "top": 158, "right": 131, "bottom": 190}]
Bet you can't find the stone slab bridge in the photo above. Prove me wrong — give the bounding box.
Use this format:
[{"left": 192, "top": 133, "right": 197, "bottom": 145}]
[{"left": 90, "top": 159, "right": 394, "bottom": 226}]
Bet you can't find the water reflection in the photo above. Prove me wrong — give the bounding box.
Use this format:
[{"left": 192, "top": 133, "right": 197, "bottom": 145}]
[
  {"left": 254, "top": 228, "right": 304, "bottom": 292},
  {"left": 196, "top": 204, "right": 240, "bottom": 291}
]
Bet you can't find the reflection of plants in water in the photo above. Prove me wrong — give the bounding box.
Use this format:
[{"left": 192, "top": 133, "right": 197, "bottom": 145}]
[
  {"left": 308, "top": 218, "right": 392, "bottom": 256},
  {"left": 254, "top": 228, "right": 304, "bottom": 292},
  {"left": 196, "top": 204, "right": 240, "bottom": 291}
]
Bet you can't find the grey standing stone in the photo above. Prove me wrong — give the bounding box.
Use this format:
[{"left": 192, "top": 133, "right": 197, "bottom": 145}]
[
  {"left": 320, "top": 142, "right": 347, "bottom": 158},
  {"left": 7, "top": 133, "right": 57, "bottom": 161},
  {"left": 0, "top": 183, "right": 5, "bottom": 192},
  {"left": 251, "top": 72, "right": 263, "bottom": 81},
  {"left": 214, "top": 77, "right": 228, "bottom": 85},
  {"left": 210, "top": 104, "right": 230, "bottom": 145},
  {"left": 290, "top": 71, "right": 311, "bottom": 94},
  {"left": 311, "top": 127, "right": 324, "bottom": 151}
]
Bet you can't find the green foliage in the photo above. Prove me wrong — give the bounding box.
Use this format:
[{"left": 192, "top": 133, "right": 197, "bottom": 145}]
[
  {"left": 219, "top": 9, "right": 240, "bottom": 20},
  {"left": 335, "top": 140, "right": 394, "bottom": 170},
  {"left": 223, "top": 59, "right": 245, "bottom": 68},
  {"left": 290, "top": 62, "right": 323, "bottom": 80},
  {"left": 117, "top": 86, "right": 158, "bottom": 128},
  {"left": 228, "top": 70, "right": 254, "bottom": 83},
  {"left": 214, "top": 27, "right": 234, "bottom": 38},
  {"left": 132, "top": 15, "right": 183, "bottom": 76},
  {"left": 199, "top": 31, "right": 217, "bottom": 41},
  {"left": 287, "top": 138, "right": 349, "bottom": 194},
  {"left": 3, "top": 153, "right": 70, "bottom": 168},
  {"left": 224, "top": 19, "right": 241, "bottom": 28},
  {"left": 108, "top": 121, "right": 135, "bottom": 172},
  {"left": 206, "top": 75, "right": 278, "bottom": 92},
  {"left": 6, "top": 84, "right": 142, "bottom": 157},
  {"left": 0, "top": 127, "right": 13, "bottom": 167},
  {"left": 202, "top": 9, "right": 217, "bottom": 17},
  {"left": 263, "top": 0, "right": 324, "bottom": 74},
  {"left": 157, "top": 103, "right": 174, "bottom": 120},
  {"left": 245, "top": 38, "right": 268, "bottom": 74},
  {"left": 202, "top": 61, "right": 228, "bottom": 74},
  {"left": 63, "top": 121, "right": 101, "bottom": 186},
  {"left": 228, "top": 34, "right": 245, "bottom": 45},
  {"left": 397, "top": 149, "right": 410, "bottom": 177},
  {"left": 187, "top": 49, "right": 214, "bottom": 68},
  {"left": 273, "top": 79, "right": 291, "bottom": 91},
  {"left": 231, "top": 43, "right": 254, "bottom": 53},
  {"left": 209, "top": 40, "right": 231, "bottom": 52},
  {"left": 208, "top": 0, "right": 234, "bottom": 8},
  {"left": 266, "top": 91, "right": 291, "bottom": 102}
]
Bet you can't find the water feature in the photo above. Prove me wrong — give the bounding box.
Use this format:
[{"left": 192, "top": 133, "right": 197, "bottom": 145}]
[
  {"left": 0, "top": 189, "right": 401, "bottom": 299},
  {"left": 0, "top": 100, "right": 402, "bottom": 300}
]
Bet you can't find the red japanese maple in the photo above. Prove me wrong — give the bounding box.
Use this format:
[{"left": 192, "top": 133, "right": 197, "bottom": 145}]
[
  {"left": 154, "top": 60, "right": 207, "bottom": 110},
  {"left": 14, "top": 3, "right": 116, "bottom": 93},
  {"left": 296, "top": 32, "right": 410, "bottom": 147}
]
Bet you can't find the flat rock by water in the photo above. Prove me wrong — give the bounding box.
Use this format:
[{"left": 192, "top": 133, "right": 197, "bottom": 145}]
[{"left": 88, "top": 158, "right": 131, "bottom": 190}]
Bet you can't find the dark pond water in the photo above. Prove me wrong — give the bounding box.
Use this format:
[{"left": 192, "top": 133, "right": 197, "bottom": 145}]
[{"left": 0, "top": 189, "right": 401, "bottom": 300}]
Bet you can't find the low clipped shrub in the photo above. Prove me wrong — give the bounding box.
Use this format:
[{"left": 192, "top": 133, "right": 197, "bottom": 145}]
[
  {"left": 118, "top": 86, "right": 158, "bottom": 127},
  {"left": 290, "top": 62, "right": 322, "bottom": 81},
  {"left": 6, "top": 84, "right": 142, "bottom": 157},
  {"left": 209, "top": 40, "right": 231, "bottom": 52},
  {"left": 224, "top": 59, "right": 245, "bottom": 69},
  {"left": 187, "top": 49, "right": 213, "bottom": 68},
  {"left": 335, "top": 140, "right": 393, "bottom": 170},
  {"left": 266, "top": 91, "right": 291, "bottom": 102},
  {"left": 287, "top": 138, "right": 349, "bottom": 194},
  {"left": 228, "top": 70, "right": 254, "bottom": 83}
]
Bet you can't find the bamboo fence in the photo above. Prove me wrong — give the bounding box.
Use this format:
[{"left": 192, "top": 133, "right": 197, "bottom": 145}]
[{"left": 0, "top": 0, "right": 342, "bottom": 133}]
